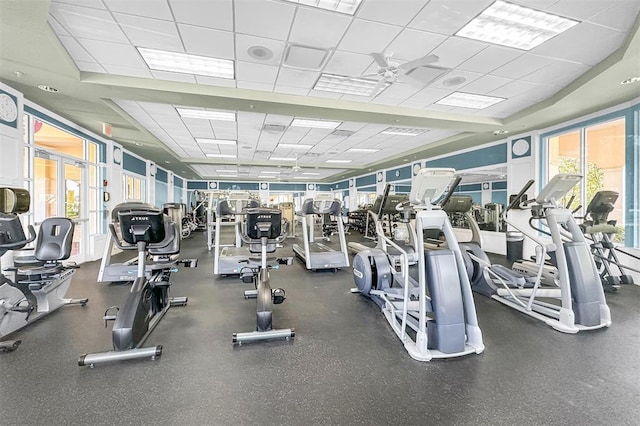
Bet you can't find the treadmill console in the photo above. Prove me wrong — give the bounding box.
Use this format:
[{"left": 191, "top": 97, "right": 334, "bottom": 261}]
[{"left": 536, "top": 174, "right": 581, "bottom": 205}]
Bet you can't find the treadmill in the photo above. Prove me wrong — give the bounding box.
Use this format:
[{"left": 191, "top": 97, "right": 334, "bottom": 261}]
[
  {"left": 213, "top": 191, "right": 260, "bottom": 275},
  {"left": 292, "top": 193, "right": 349, "bottom": 271}
]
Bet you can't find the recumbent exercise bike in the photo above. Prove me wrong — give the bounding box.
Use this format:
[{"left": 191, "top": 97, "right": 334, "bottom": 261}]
[
  {"left": 0, "top": 187, "right": 87, "bottom": 352},
  {"left": 79, "top": 204, "right": 196, "bottom": 367}
]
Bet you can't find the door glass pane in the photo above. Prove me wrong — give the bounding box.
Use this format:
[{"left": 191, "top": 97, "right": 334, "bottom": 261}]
[
  {"left": 547, "top": 130, "right": 581, "bottom": 208},
  {"left": 586, "top": 118, "right": 626, "bottom": 242},
  {"left": 64, "top": 163, "right": 82, "bottom": 256},
  {"left": 64, "top": 163, "right": 81, "bottom": 220},
  {"left": 33, "top": 157, "right": 58, "bottom": 222},
  {"left": 34, "top": 120, "right": 84, "bottom": 159}
]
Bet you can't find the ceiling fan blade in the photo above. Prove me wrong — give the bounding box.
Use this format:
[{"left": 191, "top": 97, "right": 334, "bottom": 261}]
[
  {"left": 335, "top": 73, "right": 380, "bottom": 80},
  {"left": 399, "top": 54, "right": 439, "bottom": 73},
  {"left": 397, "top": 73, "right": 427, "bottom": 88},
  {"left": 369, "top": 52, "right": 390, "bottom": 68}
]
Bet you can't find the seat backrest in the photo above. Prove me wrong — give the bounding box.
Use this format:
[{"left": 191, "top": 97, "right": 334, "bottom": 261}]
[
  {"left": 35, "top": 217, "right": 74, "bottom": 262},
  {"left": 148, "top": 220, "right": 181, "bottom": 256}
]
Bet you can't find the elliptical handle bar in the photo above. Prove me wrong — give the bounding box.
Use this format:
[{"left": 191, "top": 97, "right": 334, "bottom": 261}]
[
  {"left": 439, "top": 175, "right": 462, "bottom": 207},
  {"left": 506, "top": 179, "right": 535, "bottom": 212}
]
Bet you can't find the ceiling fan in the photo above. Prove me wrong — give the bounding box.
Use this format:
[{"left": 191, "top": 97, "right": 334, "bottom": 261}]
[
  {"left": 340, "top": 51, "right": 440, "bottom": 94},
  {"left": 291, "top": 155, "right": 302, "bottom": 173}
]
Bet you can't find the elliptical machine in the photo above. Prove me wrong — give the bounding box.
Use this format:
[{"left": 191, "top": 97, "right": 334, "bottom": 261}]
[
  {"left": 233, "top": 207, "right": 294, "bottom": 344},
  {"left": 580, "top": 190, "right": 639, "bottom": 291},
  {"left": 0, "top": 187, "right": 87, "bottom": 352},
  {"left": 79, "top": 204, "right": 197, "bottom": 367},
  {"left": 467, "top": 174, "right": 611, "bottom": 333},
  {"left": 352, "top": 168, "right": 484, "bottom": 361}
]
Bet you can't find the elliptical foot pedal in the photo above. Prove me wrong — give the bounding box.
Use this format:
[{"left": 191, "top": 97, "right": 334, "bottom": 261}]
[
  {"left": 272, "top": 288, "right": 286, "bottom": 304},
  {"left": 169, "top": 296, "right": 188, "bottom": 306},
  {"left": 0, "top": 340, "right": 21, "bottom": 352}
]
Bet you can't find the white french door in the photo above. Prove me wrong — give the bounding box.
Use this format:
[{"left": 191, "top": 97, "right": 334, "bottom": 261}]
[{"left": 33, "top": 150, "right": 88, "bottom": 263}]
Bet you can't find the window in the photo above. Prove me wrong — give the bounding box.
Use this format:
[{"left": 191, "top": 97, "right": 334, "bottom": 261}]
[
  {"left": 123, "top": 173, "right": 146, "bottom": 201},
  {"left": 546, "top": 117, "right": 626, "bottom": 242}
]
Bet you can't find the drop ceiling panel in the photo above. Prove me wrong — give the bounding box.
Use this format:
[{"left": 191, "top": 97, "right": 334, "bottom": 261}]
[
  {"left": 49, "top": 3, "right": 129, "bottom": 43},
  {"left": 150, "top": 70, "right": 197, "bottom": 83},
  {"left": 57, "top": 35, "right": 96, "bottom": 63},
  {"left": 103, "top": 0, "right": 173, "bottom": 21},
  {"left": 78, "top": 39, "right": 147, "bottom": 67},
  {"left": 323, "top": 50, "right": 373, "bottom": 76},
  {"left": 531, "top": 23, "right": 627, "bottom": 65},
  {"left": 409, "top": 0, "right": 494, "bottom": 35},
  {"left": 237, "top": 81, "right": 274, "bottom": 92},
  {"left": 490, "top": 80, "right": 550, "bottom": 98},
  {"left": 356, "top": 0, "right": 429, "bottom": 26},
  {"left": 236, "top": 62, "right": 279, "bottom": 85},
  {"left": 113, "top": 13, "right": 183, "bottom": 52},
  {"left": 276, "top": 68, "right": 321, "bottom": 88},
  {"left": 337, "top": 19, "right": 403, "bottom": 55},
  {"left": 289, "top": 7, "right": 352, "bottom": 48},
  {"left": 547, "top": 0, "right": 619, "bottom": 20},
  {"left": 461, "top": 75, "right": 512, "bottom": 94},
  {"left": 473, "top": 98, "right": 537, "bottom": 118},
  {"left": 169, "top": 0, "right": 233, "bottom": 31},
  {"left": 590, "top": 1, "right": 640, "bottom": 31},
  {"left": 457, "top": 45, "right": 524, "bottom": 74},
  {"left": 404, "top": 86, "right": 453, "bottom": 108},
  {"left": 274, "top": 85, "right": 309, "bottom": 95},
  {"left": 76, "top": 61, "right": 106, "bottom": 73},
  {"left": 178, "top": 24, "right": 235, "bottom": 59},
  {"left": 55, "top": 0, "right": 106, "bottom": 10},
  {"left": 194, "top": 76, "right": 236, "bottom": 87},
  {"left": 235, "top": 34, "right": 286, "bottom": 66},
  {"left": 384, "top": 29, "right": 448, "bottom": 62},
  {"left": 492, "top": 54, "right": 557, "bottom": 80},
  {"left": 234, "top": 0, "right": 296, "bottom": 40},
  {"left": 102, "top": 64, "right": 152, "bottom": 78},
  {"left": 430, "top": 37, "right": 488, "bottom": 69},
  {"left": 48, "top": 17, "right": 70, "bottom": 36},
  {"left": 520, "top": 61, "right": 590, "bottom": 87}
]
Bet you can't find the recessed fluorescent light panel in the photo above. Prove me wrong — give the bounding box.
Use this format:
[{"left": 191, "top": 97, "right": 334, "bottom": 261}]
[
  {"left": 347, "top": 148, "right": 379, "bottom": 153},
  {"left": 291, "top": 118, "right": 341, "bottom": 129},
  {"left": 326, "top": 160, "right": 352, "bottom": 163},
  {"left": 314, "top": 74, "right": 390, "bottom": 96},
  {"left": 260, "top": 171, "right": 280, "bottom": 174},
  {"left": 436, "top": 92, "right": 505, "bottom": 109},
  {"left": 258, "top": 175, "right": 277, "bottom": 179},
  {"left": 283, "top": 0, "right": 362, "bottom": 15},
  {"left": 302, "top": 172, "right": 320, "bottom": 176},
  {"left": 216, "top": 169, "right": 236, "bottom": 173},
  {"left": 455, "top": 0, "right": 579, "bottom": 51},
  {"left": 218, "top": 174, "right": 238, "bottom": 178},
  {"left": 270, "top": 157, "right": 298, "bottom": 161},
  {"left": 380, "top": 127, "right": 426, "bottom": 136},
  {"left": 206, "top": 154, "right": 236, "bottom": 158},
  {"left": 177, "top": 108, "right": 236, "bottom": 121},
  {"left": 138, "top": 47, "right": 235, "bottom": 79},
  {"left": 196, "top": 138, "right": 237, "bottom": 145},
  {"left": 278, "top": 143, "right": 313, "bottom": 149}
]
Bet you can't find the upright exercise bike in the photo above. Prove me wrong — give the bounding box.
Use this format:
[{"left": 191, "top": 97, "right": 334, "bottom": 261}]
[
  {"left": 0, "top": 187, "right": 87, "bottom": 352},
  {"left": 233, "top": 207, "right": 294, "bottom": 344},
  {"left": 79, "top": 204, "right": 196, "bottom": 367}
]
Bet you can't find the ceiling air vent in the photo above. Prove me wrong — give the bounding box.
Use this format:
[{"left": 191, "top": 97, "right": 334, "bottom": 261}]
[
  {"left": 405, "top": 66, "right": 450, "bottom": 86},
  {"left": 283, "top": 44, "right": 330, "bottom": 70},
  {"left": 255, "top": 150, "right": 273, "bottom": 157},
  {"left": 262, "top": 124, "right": 287, "bottom": 132}
]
